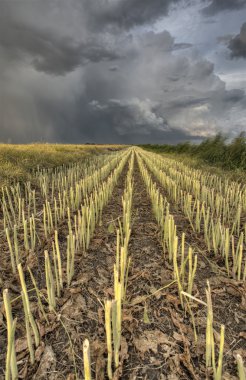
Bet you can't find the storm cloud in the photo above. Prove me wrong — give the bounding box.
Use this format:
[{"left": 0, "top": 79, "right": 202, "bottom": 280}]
[
  {"left": 83, "top": 0, "right": 180, "bottom": 30},
  {"left": 0, "top": 0, "right": 245, "bottom": 143},
  {"left": 202, "top": 0, "right": 246, "bottom": 16},
  {"left": 0, "top": 6, "right": 119, "bottom": 75},
  {"left": 228, "top": 22, "right": 246, "bottom": 58}
]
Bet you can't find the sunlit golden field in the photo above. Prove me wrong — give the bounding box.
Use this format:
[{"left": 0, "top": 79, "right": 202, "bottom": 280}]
[{"left": 0, "top": 144, "right": 126, "bottom": 186}]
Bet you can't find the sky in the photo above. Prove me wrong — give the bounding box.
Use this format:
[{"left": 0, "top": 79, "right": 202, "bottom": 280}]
[{"left": 0, "top": 0, "right": 246, "bottom": 144}]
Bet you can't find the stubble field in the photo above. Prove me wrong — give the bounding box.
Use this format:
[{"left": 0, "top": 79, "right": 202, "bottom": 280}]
[{"left": 0, "top": 145, "right": 245, "bottom": 380}]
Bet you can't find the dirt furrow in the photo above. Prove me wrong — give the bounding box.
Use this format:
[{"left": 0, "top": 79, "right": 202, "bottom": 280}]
[{"left": 121, "top": 160, "right": 198, "bottom": 380}]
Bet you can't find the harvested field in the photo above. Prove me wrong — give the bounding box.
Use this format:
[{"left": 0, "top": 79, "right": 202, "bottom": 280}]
[{"left": 0, "top": 146, "right": 245, "bottom": 380}]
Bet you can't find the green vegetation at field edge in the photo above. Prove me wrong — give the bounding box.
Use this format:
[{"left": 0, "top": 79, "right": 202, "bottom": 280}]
[{"left": 139, "top": 132, "right": 246, "bottom": 181}]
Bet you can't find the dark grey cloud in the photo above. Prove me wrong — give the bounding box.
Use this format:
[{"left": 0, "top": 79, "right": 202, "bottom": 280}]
[
  {"left": 169, "top": 97, "right": 210, "bottom": 109},
  {"left": 57, "top": 96, "right": 202, "bottom": 144},
  {"left": 85, "top": 0, "right": 180, "bottom": 30},
  {"left": 0, "top": 12, "right": 119, "bottom": 75},
  {"left": 223, "top": 89, "right": 245, "bottom": 102},
  {"left": 202, "top": 0, "right": 246, "bottom": 16},
  {"left": 173, "top": 42, "right": 193, "bottom": 50},
  {"left": 0, "top": 0, "right": 245, "bottom": 144},
  {"left": 217, "top": 34, "right": 234, "bottom": 44},
  {"left": 89, "top": 98, "right": 167, "bottom": 135},
  {"left": 83, "top": 31, "right": 245, "bottom": 139},
  {"left": 228, "top": 22, "right": 246, "bottom": 58},
  {"left": 109, "top": 66, "right": 119, "bottom": 72}
]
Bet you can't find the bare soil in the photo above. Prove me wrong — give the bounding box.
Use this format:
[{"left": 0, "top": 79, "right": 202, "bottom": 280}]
[{"left": 0, "top": 156, "right": 245, "bottom": 380}]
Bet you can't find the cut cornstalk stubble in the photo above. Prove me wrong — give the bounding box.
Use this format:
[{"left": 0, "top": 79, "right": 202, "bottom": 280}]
[
  {"left": 83, "top": 339, "right": 92, "bottom": 380},
  {"left": 3, "top": 289, "right": 18, "bottom": 380}
]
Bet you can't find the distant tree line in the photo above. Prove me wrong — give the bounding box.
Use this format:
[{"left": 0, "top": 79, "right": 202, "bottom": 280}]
[{"left": 140, "top": 132, "right": 246, "bottom": 170}]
